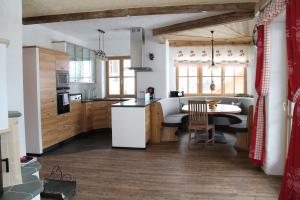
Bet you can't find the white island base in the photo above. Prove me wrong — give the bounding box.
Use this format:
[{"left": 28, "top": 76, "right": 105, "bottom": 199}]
[
  {"left": 112, "top": 107, "right": 149, "bottom": 148},
  {"left": 111, "top": 99, "right": 159, "bottom": 149}
]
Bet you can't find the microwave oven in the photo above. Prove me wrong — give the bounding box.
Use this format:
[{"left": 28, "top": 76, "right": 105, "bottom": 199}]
[{"left": 56, "top": 70, "right": 69, "bottom": 88}]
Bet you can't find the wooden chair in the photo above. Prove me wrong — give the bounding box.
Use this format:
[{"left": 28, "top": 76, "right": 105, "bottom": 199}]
[{"left": 188, "top": 100, "right": 215, "bottom": 145}]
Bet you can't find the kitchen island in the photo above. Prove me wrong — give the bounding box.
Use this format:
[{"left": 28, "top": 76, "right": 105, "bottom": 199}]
[{"left": 111, "top": 98, "right": 160, "bottom": 149}]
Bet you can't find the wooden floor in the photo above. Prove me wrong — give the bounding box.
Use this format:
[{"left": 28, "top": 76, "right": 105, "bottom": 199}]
[{"left": 38, "top": 131, "right": 281, "bottom": 200}]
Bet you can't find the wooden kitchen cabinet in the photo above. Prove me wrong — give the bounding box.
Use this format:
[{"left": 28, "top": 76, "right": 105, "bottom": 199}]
[
  {"left": 82, "top": 102, "right": 93, "bottom": 132},
  {"left": 39, "top": 48, "right": 59, "bottom": 148},
  {"left": 70, "top": 101, "right": 83, "bottom": 134},
  {"left": 92, "top": 101, "right": 108, "bottom": 129},
  {"left": 55, "top": 51, "right": 69, "bottom": 71},
  {"left": 106, "top": 101, "right": 120, "bottom": 128},
  {"left": 23, "top": 46, "right": 72, "bottom": 153}
]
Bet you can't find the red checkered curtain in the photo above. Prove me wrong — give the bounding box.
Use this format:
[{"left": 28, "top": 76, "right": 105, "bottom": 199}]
[
  {"left": 249, "top": 0, "right": 285, "bottom": 166},
  {"left": 279, "top": 0, "right": 300, "bottom": 198},
  {"left": 249, "top": 25, "right": 269, "bottom": 166}
]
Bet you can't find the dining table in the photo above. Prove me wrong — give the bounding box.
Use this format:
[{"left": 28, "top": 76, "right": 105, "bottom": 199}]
[{"left": 181, "top": 104, "right": 242, "bottom": 115}]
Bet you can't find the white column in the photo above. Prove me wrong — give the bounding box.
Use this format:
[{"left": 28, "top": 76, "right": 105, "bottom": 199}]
[
  {"left": 0, "top": 42, "right": 8, "bottom": 130},
  {"left": 264, "top": 12, "right": 287, "bottom": 175}
]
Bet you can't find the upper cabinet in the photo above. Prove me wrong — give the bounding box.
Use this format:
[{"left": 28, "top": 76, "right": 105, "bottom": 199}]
[{"left": 66, "top": 42, "right": 96, "bottom": 83}]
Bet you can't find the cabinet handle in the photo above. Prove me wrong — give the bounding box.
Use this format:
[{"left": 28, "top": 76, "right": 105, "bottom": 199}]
[{"left": 2, "top": 158, "right": 9, "bottom": 173}]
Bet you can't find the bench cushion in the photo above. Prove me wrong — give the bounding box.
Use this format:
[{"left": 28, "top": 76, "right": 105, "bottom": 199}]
[
  {"left": 228, "top": 114, "right": 248, "bottom": 132},
  {"left": 163, "top": 113, "right": 188, "bottom": 127}
]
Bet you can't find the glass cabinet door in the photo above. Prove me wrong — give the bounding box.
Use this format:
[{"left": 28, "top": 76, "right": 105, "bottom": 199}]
[
  {"left": 90, "top": 50, "right": 96, "bottom": 83},
  {"left": 67, "top": 43, "right": 76, "bottom": 82},
  {"left": 66, "top": 43, "right": 96, "bottom": 83}
]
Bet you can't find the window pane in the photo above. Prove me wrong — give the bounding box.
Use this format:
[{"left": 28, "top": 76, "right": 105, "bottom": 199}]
[
  {"left": 212, "top": 66, "right": 221, "bottom": 76},
  {"left": 211, "top": 77, "right": 222, "bottom": 94},
  {"left": 178, "top": 66, "right": 188, "bottom": 76},
  {"left": 188, "top": 65, "right": 197, "bottom": 76},
  {"left": 225, "top": 66, "right": 234, "bottom": 76},
  {"left": 178, "top": 77, "right": 188, "bottom": 93},
  {"left": 235, "top": 66, "right": 245, "bottom": 76},
  {"left": 202, "top": 65, "right": 211, "bottom": 76},
  {"left": 189, "top": 77, "right": 198, "bottom": 94},
  {"left": 224, "top": 77, "right": 234, "bottom": 94},
  {"left": 202, "top": 77, "right": 211, "bottom": 94},
  {"left": 124, "top": 59, "right": 134, "bottom": 76},
  {"left": 235, "top": 77, "right": 245, "bottom": 94},
  {"left": 109, "top": 60, "right": 120, "bottom": 77},
  {"left": 124, "top": 77, "right": 135, "bottom": 95},
  {"left": 109, "top": 78, "right": 120, "bottom": 95}
]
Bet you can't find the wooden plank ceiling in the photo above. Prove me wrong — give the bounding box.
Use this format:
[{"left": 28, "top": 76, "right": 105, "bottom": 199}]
[
  {"left": 23, "top": 1, "right": 257, "bottom": 45},
  {"left": 164, "top": 20, "right": 254, "bottom": 46}
]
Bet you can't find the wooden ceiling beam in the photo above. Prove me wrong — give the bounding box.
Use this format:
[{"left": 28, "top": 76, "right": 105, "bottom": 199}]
[
  {"left": 152, "top": 11, "right": 255, "bottom": 36},
  {"left": 23, "top": 3, "right": 256, "bottom": 25},
  {"left": 169, "top": 40, "right": 253, "bottom": 47}
]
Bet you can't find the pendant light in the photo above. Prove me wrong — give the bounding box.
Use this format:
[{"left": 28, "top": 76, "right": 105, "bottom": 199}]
[
  {"left": 210, "top": 30, "right": 216, "bottom": 91},
  {"left": 95, "top": 29, "right": 107, "bottom": 60}
]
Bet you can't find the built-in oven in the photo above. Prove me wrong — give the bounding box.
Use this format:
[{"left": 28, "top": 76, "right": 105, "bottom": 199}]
[
  {"left": 56, "top": 70, "right": 69, "bottom": 88},
  {"left": 57, "top": 88, "right": 70, "bottom": 115}
]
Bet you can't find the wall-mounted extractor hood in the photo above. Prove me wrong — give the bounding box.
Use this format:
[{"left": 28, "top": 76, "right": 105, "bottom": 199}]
[{"left": 129, "top": 27, "right": 152, "bottom": 72}]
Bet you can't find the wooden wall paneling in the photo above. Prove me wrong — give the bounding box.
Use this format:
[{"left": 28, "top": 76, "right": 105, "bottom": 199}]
[
  {"left": 145, "top": 105, "right": 151, "bottom": 143},
  {"left": 150, "top": 102, "right": 163, "bottom": 144}
]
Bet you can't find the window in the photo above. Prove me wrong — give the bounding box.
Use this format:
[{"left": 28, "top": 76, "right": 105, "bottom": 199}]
[
  {"left": 106, "top": 56, "right": 136, "bottom": 97},
  {"left": 176, "top": 64, "right": 247, "bottom": 96},
  {"left": 176, "top": 64, "right": 199, "bottom": 95}
]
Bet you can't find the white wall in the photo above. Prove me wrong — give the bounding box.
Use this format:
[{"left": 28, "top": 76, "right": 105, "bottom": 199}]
[
  {"left": 23, "top": 25, "right": 89, "bottom": 49},
  {"left": 0, "top": 43, "right": 8, "bottom": 131},
  {"left": 87, "top": 31, "right": 169, "bottom": 98},
  {"left": 136, "top": 32, "right": 168, "bottom": 98},
  {"left": 264, "top": 13, "right": 287, "bottom": 175},
  {"left": 0, "top": 0, "right": 26, "bottom": 156}
]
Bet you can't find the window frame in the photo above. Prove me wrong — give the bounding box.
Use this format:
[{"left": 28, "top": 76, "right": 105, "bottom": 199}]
[
  {"left": 176, "top": 63, "right": 247, "bottom": 96},
  {"left": 106, "top": 56, "right": 136, "bottom": 98}
]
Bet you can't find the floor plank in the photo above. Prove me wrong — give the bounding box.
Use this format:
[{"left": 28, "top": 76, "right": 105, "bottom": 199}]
[{"left": 38, "top": 131, "right": 281, "bottom": 200}]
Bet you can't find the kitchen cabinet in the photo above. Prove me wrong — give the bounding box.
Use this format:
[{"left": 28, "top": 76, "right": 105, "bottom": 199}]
[
  {"left": 70, "top": 101, "right": 83, "bottom": 134},
  {"left": 23, "top": 46, "right": 73, "bottom": 153},
  {"left": 82, "top": 102, "right": 93, "bottom": 132},
  {"left": 66, "top": 42, "right": 96, "bottom": 83},
  {"left": 81, "top": 100, "right": 121, "bottom": 131},
  {"left": 92, "top": 101, "right": 108, "bottom": 129},
  {"left": 55, "top": 51, "right": 69, "bottom": 71},
  {"left": 39, "top": 48, "right": 59, "bottom": 148},
  {"left": 106, "top": 101, "right": 120, "bottom": 128}
]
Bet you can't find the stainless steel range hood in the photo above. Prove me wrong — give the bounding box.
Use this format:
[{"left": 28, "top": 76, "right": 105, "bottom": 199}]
[{"left": 129, "top": 27, "right": 152, "bottom": 72}]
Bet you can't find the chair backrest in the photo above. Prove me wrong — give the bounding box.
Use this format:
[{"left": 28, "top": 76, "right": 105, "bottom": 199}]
[{"left": 188, "top": 100, "right": 208, "bottom": 126}]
